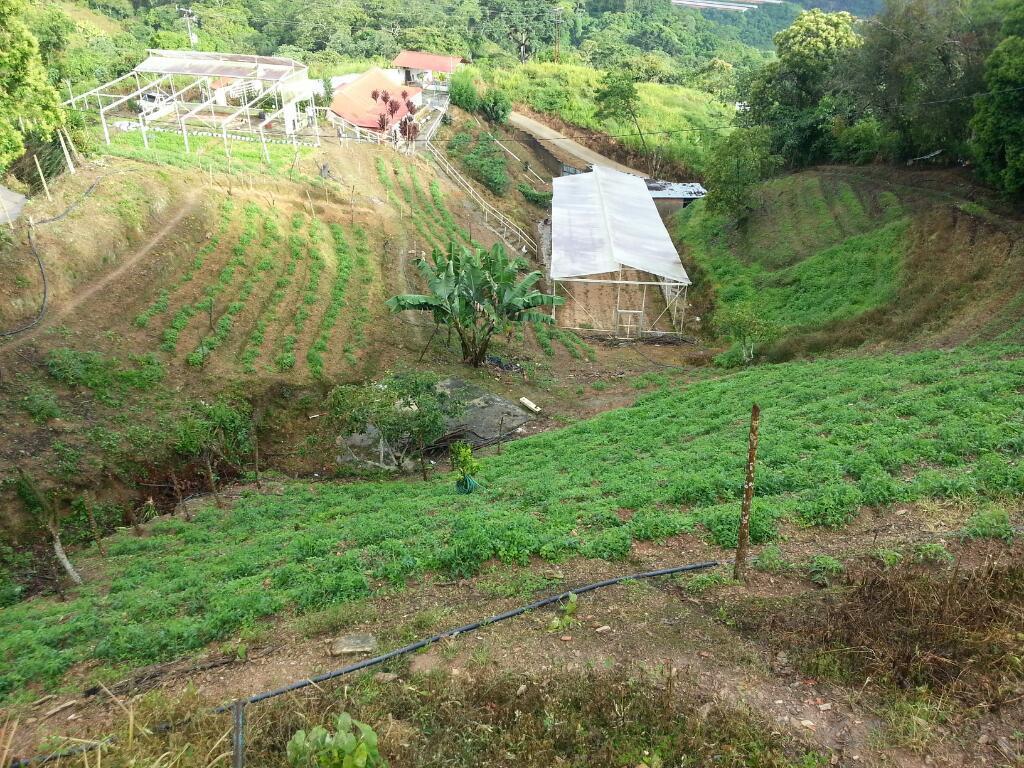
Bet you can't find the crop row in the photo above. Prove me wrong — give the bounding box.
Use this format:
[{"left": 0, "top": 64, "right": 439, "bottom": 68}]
[
  {"left": 160, "top": 203, "right": 260, "bottom": 353},
  {"left": 134, "top": 200, "right": 235, "bottom": 329},
  {"left": 240, "top": 213, "right": 296, "bottom": 373},
  {"left": 308, "top": 224, "right": 356, "bottom": 378},
  {"left": 186, "top": 208, "right": 280, "bottom": 367},
  {"left": 275, "top": 217, "right": 326, "bottom": 371},
  {"left": 342, "top": 228, "right": 374, "bottom": 367}
]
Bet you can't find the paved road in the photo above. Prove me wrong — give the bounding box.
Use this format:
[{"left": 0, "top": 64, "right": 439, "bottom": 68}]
[
  {"left": 509, "top": 112, "right": 647, "bottom": 178},
  {"left": 0, "top": 184, "right": 27, "bottom": 225}
]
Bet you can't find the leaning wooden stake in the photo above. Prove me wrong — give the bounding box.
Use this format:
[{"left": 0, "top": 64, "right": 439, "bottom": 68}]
[
  {"left": 734, "top": 403, "right": 761, "bottom": 582},
  {"left": 33, "top": 155, "right": 51, "bottom": 201},
  {"left": 205, "top": 452, "right": 224, "bottom": 508}
]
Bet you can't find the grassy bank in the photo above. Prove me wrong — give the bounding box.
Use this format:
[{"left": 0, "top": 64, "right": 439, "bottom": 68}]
[{"left": 479, "top": 62, "right": 733, "bottom": 175}]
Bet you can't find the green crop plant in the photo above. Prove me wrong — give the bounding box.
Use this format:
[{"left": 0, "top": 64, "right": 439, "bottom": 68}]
[
  {"left": 308, "top": 224, "right": 355, "bottom": 378},
  {"left": 682, "top": 571, "right": 735, "bottom": 595},
  {"left": 962, "top": 505, "right": 1015, "bottom": 542},
  {"left": 807, "top": 555, "right": 844, "bottom": 587},
  {"left": 3, "top": 345, "right": 1023, "bottom": 697},
  {"left": 533, "top": 321, "right": 555, "bottom": 356},
  {"left": 21, "top": 384, "right": 61, "bottom": 423},
  {"left": 135, "top": 200, "right": 234, "bottom": 328},
  {"left": 286, "top": 713, "right": 385, "bottom": 768},
  {"left": 912, "top": 542, "right": 955, "bottom": 565}
]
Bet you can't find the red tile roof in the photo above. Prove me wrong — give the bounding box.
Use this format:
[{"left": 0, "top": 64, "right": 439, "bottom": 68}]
[
  {"left": 392, "top": 50, "right": 465, "bottom": 74},
  {"left": 329, "top": 69, "right": 422, "bottom": 129}
]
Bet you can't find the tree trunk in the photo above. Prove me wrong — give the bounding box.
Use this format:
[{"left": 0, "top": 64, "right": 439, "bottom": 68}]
[
  {"left": 171, "top": 467, "right": 190, "bottom": 521},
  {"left": 253, "top": 417, "right": 262, "bottom": 492},
  {"left": 632, "top": 115, "right": 648, "bottom": 152},
  {"left": 734, "top": 403, "right": 761, "bottom": 582},
  {"left": 205, "top": 453, "right": 224, "bottom": 508},
  {"left": 48, "top": 520, "right": 83, "bottom": 586},
  {"left": 85, "top": 496, "right": 106, "bottom": 557}
]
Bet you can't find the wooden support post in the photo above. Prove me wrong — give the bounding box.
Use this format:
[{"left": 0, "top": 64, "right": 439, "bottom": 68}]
[
  {"left": 33, "top": 156, "right": 51, "bottom": 201},
  {"left": 231, "top": 700, "right": 247, "bottom": 768},
  {"left": 57, "top": 130, "right": 75, "bottom": 174},
  {"left": 734, "top": 403, "right": 761, "bottom": 582},
  {"left": 0, "top": 192, "right": 15, "bottom": 232}
]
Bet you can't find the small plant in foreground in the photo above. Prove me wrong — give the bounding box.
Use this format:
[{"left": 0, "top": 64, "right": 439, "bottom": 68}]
[
  {"left": 451, "top": 441, "right": 480, "bottom": 494},
  {"left": 871, "top": 548, "right": 903, "bottom": 569},
  {"left": 753, "top": 544, "right": 789, "bottom": 573},
  {"left": 547, "top": 592, "right": 578, "bottom": 632},
  {"left": 962, "top": 505, "right": 1015, "bottom": 542},
  {"left": 807, "top": 555, "right": 843, "bottom": 587},
  {"left": 912, "top": 542, "right": 955, "bottom": 565},
  {"left": 683, "top": 571, "right": 734, "bottom": 595},
  {"left": 286, "top": 712, "right": 386, "bottom": 768}
]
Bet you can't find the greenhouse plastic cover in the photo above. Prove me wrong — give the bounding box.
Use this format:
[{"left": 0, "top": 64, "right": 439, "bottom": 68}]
[{"left": 551, "top": 165, "right": 690, "bottom": 284}]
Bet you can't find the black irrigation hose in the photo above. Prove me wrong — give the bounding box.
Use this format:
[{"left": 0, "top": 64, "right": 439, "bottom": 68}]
[
  {"left": 0, "top": 174, "right": 115, "bottom": 341},
  {"left": 11, "top": 559, "right": 721, "bottom": 766},
  {"left": 0, "top": 228, "right": 48, "bottom": 339},
  {"left": 224, "top": 559, "right": 720, "bottom": 708}
]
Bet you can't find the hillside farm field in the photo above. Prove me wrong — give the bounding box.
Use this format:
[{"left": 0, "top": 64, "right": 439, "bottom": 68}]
[{"left": 2, "top": 343, "right": 1021, "bottom": 700}]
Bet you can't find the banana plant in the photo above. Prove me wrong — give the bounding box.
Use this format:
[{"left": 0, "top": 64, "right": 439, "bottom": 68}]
[{"left": 387, "top": 242, "right": 562, "bottom": 367}]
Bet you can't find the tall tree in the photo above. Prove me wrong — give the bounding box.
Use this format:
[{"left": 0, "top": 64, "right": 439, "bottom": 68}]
[
  {"left": 742, "top": 9, "right": 861, "bottom": 166},
  {"left": 845, "top": 0, "right": 992, "bottom": 160},
  {"left": 0, "top": 0, "right": 64, "bottom": 173},
  {"left": 595, "top": 70, "right": 647, "bottom": 150},
  {"left": 970, "top": 7, "right": 1024, "bottom": 195}
]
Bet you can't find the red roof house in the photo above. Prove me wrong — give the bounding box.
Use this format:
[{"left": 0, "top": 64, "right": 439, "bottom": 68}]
[
  {"left": 392, "top": 51, "right": 465, "bottom": 75},
  {"left": 329, "top": 69, "right": 422, "bottom": 130}
]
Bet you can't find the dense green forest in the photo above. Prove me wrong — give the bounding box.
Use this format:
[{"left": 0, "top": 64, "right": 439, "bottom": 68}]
[{"left": 3, "top": 0, "right": 1022, "bottom": 193}]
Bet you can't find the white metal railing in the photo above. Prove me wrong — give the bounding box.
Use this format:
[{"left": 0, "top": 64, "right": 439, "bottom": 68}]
[{"left": 424, "top": 140, "right": 537, "bottom": 255}]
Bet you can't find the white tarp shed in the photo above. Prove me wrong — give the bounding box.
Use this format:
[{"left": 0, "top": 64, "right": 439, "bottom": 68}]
[{"left": 551, "top": 165, "right": 690, "bottom": 284}]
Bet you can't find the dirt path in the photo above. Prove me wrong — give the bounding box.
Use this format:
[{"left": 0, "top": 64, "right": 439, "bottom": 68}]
[
  {"left": 509, "top": 112, "right": 647, "bottom": 177},
  {"left": 1, "top": 194, "right": 200, "bottom": 354}
]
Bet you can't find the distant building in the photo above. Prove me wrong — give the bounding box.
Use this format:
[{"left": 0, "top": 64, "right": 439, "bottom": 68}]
[
  {"left": 392, "top": 51, "right": 465, "bottom": 91},
  {"left": 645, "top": 179, "right": 707, "bottom": 215},
  {"left": 329, "top": 68, "right": 423, "bottom": 131}
]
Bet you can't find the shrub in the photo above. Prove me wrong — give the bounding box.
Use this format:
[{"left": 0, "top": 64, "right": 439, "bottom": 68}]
[
  {"left": 479, "top": 87, "right": 512, "bottom": 124},
  {"left": 517, "top": 183, "right": 553, "bottom": 208},
  {"left": 912, "top": 542, "right": 955, "bottom": 565},
  {"left": 753, "top": 544, "right": 789, "bottom": 573},
  {"left": 832, "top": 117, "right": 898, "bottom": 165},
  {"left": 807, "top": 555, "right": 843, "bottom": 587},
  {"left": 450, "top": 69, "right": 480, "bottom": 112},
  {"left": 457, "top": 133, "right": 509, "bottom": 195},
  {"left": 962, "top": 505, "right": 1015, "bottom": 543}
]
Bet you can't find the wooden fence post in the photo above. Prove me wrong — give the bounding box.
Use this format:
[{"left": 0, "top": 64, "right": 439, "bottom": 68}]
[
  {"left": 734, "top": 403, "right": 761, "bottom": 582},
  {"left": 33, "top": 156, "right": 51, "bottom": 201}
]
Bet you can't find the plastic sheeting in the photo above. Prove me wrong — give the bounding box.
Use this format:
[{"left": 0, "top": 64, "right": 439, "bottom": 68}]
[{"left": 551, "top": 165, "right": 690, "bottom": 284}]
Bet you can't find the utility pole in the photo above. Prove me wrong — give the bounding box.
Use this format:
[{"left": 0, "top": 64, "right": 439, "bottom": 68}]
[
  {"left": 552, "top": 7, "right": 563, "bottom": 63},
  {"left": 177, "top": 6, "right": 199, "bottom": 48}
]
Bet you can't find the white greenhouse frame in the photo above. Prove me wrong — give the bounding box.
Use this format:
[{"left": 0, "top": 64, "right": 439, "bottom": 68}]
[{"left": 549, "top": 165, "right": 691, "bottom": 339}]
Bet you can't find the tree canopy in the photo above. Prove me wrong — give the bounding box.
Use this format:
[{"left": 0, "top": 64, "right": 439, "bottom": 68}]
[{"left": 0, "top": 0, "right": 64, "bottom": 173}]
